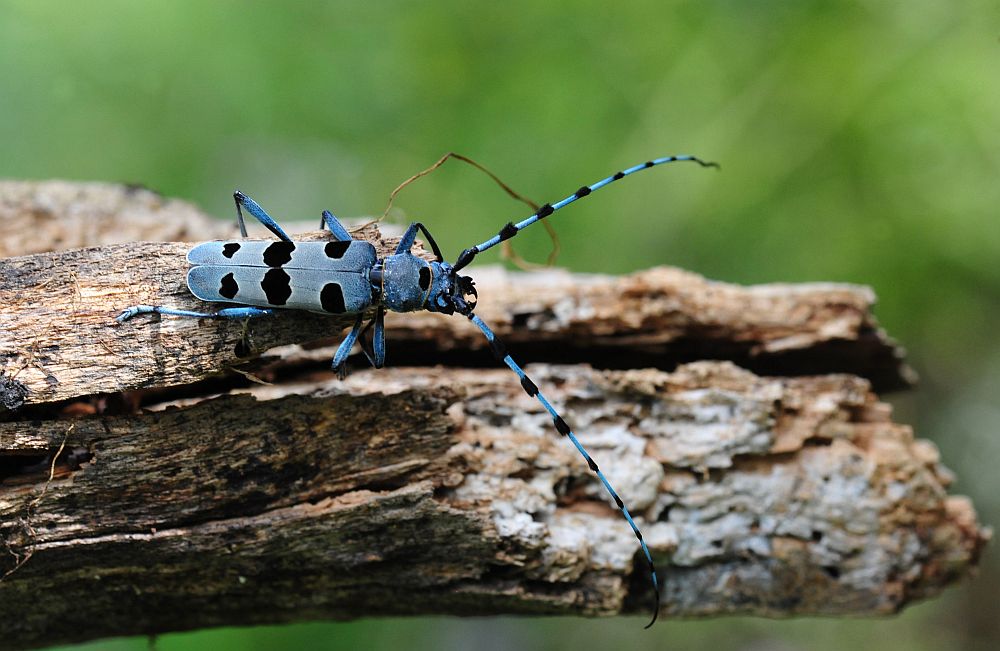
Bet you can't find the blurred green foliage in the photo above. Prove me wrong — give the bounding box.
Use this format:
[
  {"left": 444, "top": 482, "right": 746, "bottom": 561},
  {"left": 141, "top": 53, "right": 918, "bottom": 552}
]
[{"left": 3, "top": 1, "right": 997, "bottom": 649}]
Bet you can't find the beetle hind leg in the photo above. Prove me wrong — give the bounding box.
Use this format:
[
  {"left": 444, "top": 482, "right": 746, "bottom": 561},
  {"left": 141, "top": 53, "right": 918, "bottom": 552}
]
[
  {"left": 115, "top": 305, "right": 275, "bottom": 323},
  {"left": 319, "top": 210, "right": 353, "bottom": 241},
  {"left": 233, "top": 191, "right": 293, "bottom": 242}
]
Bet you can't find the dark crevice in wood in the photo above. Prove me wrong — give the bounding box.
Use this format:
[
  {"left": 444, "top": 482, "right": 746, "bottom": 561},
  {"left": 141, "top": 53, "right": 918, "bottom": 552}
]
[{"left": 364, "top": 332, "right": 910, "bottom": 392}]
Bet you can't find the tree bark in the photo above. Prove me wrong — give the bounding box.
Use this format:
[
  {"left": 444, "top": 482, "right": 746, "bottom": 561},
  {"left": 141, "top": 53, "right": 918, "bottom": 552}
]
[{"left": 0, "top": 181, "right": 987, "bottom": 650}]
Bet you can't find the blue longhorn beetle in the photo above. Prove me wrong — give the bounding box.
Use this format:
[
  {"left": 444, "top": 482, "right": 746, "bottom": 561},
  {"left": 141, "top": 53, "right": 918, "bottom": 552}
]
[{"left": 116, "top": 154, "right": 717, "bottom": 626}]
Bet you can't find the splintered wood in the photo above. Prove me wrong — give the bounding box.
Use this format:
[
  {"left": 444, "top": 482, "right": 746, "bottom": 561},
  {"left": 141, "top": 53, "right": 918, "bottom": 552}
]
[{"left": 0, "top": 181, "right": 987, "bottom": 650}]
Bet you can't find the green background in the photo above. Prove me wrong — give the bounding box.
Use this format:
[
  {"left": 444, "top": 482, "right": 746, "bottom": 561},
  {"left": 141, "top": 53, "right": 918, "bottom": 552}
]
[{"left": 2, "top": 1, "right": 997, "bottom": 649}]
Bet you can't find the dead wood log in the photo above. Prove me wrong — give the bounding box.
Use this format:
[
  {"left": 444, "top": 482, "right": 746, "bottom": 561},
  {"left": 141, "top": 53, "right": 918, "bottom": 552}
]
[{"left": 0, "top": 181, "right": 987, "bottom": 650}]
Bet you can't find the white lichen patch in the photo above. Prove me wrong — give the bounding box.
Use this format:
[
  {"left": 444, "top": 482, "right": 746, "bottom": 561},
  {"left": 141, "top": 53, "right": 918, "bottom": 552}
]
[
  {"left": 641, "top": 387, "right": 776, "bottom": 469},
  {"left": 535, "top": 512, "right": 593, "bottom": 582},
  {"left": 660, "top": 436, "right": 918, "bottom": 595}
]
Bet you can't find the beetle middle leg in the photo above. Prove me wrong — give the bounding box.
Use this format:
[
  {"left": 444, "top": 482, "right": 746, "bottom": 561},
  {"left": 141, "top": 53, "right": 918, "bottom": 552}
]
[
  {"left": 395, "top": 222, "right": 444, "bottom": 261},
  {"left": 331, "top": 313, "right": 365, "bottom": 379},
  {"left": 357, "top": 307, "right": 386, "bottom": 369}
]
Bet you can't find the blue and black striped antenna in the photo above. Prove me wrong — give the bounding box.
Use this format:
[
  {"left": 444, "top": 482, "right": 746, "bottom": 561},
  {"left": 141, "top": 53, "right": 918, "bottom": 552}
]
[
  {"left": 456, "top": 155, "right": 718, "bottom": 626},
  {"left": 452, "top": 155, "right": 718, "bottom": 271},
  {"left": 468, "top": 314, "right": 663, "bottom": 626}
]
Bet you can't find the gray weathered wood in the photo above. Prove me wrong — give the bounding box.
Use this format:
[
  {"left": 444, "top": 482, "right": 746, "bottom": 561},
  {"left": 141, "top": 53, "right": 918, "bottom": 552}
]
[{"left": 0, "top": 181, "right": 987, "bottom": 650}]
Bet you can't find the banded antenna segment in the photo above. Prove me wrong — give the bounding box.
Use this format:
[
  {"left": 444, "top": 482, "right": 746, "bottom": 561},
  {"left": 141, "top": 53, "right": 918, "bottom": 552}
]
[
  {"left": 467, "top": 313, "right": 662, "bottom": 627},
  {"left": 453, "top": 155, "right": 718, "bottom": 271}
]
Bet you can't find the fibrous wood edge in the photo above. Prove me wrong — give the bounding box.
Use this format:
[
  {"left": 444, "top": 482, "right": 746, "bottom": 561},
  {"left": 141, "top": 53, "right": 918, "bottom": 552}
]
[{"left": 0, "top": 361, "right": 986, "bottom": 649}]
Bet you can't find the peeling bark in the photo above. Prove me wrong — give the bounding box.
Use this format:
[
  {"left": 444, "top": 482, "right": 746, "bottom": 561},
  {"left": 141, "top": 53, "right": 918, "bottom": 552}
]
[{"left": 0, "top": 181, "right": 988, "bottom": 650}]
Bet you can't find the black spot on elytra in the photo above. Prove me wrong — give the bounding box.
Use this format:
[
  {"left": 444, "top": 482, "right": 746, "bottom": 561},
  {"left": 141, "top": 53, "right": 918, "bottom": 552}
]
[
  {"left": 263, "top": 241, "right": 295, "bottom": 267},
  {"left": 260, "top": 268, "right": 292, "bottom": 305},
  {"left": 222, "top": 242, "right": 241, "bottom": 258},
  {"left": 325, "top": 241, "right": 351, "bottom": 259},
  {"left": 418, "top": 266, "right": 431, "bottom": 291},
  {"left": 320, "top": 282, "right": 346, "bottom": 313},
  {"left": 219, "top": 272, "right": 239, "bottom": 299}
]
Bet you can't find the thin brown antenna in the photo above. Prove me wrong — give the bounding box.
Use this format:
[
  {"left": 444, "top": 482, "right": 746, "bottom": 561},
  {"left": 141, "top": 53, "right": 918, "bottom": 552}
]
[{"left": 363, "top": 152, "right": 560, "bottom": 269}]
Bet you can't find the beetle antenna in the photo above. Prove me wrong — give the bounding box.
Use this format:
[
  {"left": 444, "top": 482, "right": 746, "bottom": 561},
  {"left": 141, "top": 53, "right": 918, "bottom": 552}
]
[
  {"left": 466, "top": 312, "right": 661, "bottom": 627},
  {"left": 452, "top": 155, "right": 717, "bottom": 271}
]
